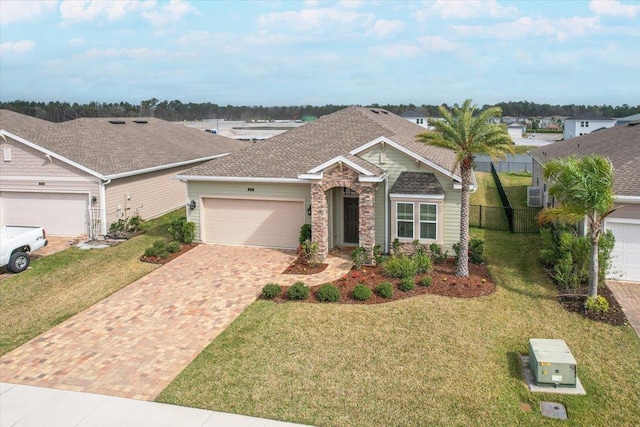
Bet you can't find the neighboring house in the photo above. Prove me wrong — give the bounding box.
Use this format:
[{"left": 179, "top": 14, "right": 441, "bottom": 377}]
[
  {"left": 400, "top": 109, "right": 430, "bottom": 129},
  {"left": 178, "top": 107, "right": 468, "bottom": 262},
  {"left": 529, "top": 121, "right": 640, "bottom": 281},
  {"left": 616, "top": 113, "right": 640, "bottom": 126},
  {"left": 0, "top": 110, "right": 248, "bottom": 237},
  {"left": 507, "top": 123, "right": 526, "bottom": 139},
  {"left": 563, "top": 113, "right": 615, "bottom": 140}
]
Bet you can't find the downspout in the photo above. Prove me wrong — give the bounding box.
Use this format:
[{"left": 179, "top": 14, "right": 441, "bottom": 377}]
[
  {"left": 100, "top": 179, "right": 111, "bottom": 237},
  {"left": 384, "top": 174, "right": 389, "bottom": 254}
]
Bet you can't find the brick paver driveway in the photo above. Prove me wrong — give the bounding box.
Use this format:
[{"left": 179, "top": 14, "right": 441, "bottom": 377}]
[
  {"left": 607, "top": 281, "right": 640, "bottom": 338},
  {"left": 0, "top": 245, "right": 349, "bottom": 401}
]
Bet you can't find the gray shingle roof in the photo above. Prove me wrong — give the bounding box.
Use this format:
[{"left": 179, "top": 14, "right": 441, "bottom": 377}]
[
  {"left": 0, "top": 109, "right": 249, "bottom": 177},
  {"left": 565, "top": 112, "right": 614, "bottom": 121},
  {"left": 529, "top": 121, "right": 640, "bottom": 197},
  {"left": 390, "top": 172, "right": 445, "bottom": 195},
  {"left": 184, "top": 106, "right": 458, "bottom": 180}
]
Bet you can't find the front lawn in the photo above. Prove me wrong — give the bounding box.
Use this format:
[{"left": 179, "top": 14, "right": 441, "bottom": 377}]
[
  {"left": 0, "top": 210, "right": 181, "bottom": 356},
  {"left": 157, "top": 229, "right": 640, "bottom": 426}
]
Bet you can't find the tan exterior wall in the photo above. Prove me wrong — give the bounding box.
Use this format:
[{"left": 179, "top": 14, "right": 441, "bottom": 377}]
[
  {"left": 609, "top": 202, "right": 640, "bottom": 220},
  {"left": 359, "top": 144, "right": 461, "bottom": 251},
  {"left": 105, "top": 165, "right": 200, "bottom": 226},
  {"left": 186, "top": 181, "right": 311, "bottom": 242}
]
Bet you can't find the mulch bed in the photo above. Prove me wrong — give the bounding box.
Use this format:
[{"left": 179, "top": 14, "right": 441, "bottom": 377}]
[
  {"left": 140, "top": 243, "right": 199, "bottom": 265},
  {"left": 282, "top": 260, "right": 328, "bottom": 275},
  {"left": 558, "top": 285, "right": 628, "bottom": 326},
  {"left": 268, "top": 259, "right": 496, "bottom": 304}
]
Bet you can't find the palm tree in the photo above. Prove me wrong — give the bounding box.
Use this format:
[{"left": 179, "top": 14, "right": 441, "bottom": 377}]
[
  {"left": 539, "top": 155, "right": 616, "bottom": 298},
  {"left": 417, "top": 99, "right": 513, "bottom": 277}
]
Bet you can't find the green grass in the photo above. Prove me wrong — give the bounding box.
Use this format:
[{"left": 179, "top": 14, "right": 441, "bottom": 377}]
[
  {"left": 471, "top": 172, "right": 502, "bottom": 206},
  {"left": 513, "top": 145, "right": 535, "bottom": 155},
  {"left": 0, "top": 210, "right": 181, "bottom": 356},
  {"left": 157, "top": 229, "right": 640, "bottom": 426},
  {"left": 499, "top": 172, "right": 533, "bottom": 208}
]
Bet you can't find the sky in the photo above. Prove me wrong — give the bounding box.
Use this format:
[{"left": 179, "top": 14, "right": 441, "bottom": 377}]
[{"left": 1, "top": 0, "right": 639, "bottom": 107}]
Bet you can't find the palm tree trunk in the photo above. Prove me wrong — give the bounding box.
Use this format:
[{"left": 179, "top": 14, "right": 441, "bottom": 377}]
[
  {"left": 588, "top": 234, "right": 599, "bottom": 299},
  {"left": 456, "top": 163, "right": 472, "bottom": 277}
]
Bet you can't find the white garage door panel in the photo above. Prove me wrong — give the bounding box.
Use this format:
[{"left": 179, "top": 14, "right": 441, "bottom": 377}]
[
  {"left": 606, "top": 222, "right": 640, "bottom": 281},
  {"left": 0, "top": 192, "right": 88, "bottom": 236},
  {"left": 203, "top": 198, "right": 304, "bottom": 248}
]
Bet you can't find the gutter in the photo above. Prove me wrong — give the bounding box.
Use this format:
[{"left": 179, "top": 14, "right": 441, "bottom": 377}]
[
  {"left": 175, "top": 175, "right": 309, "bottom": 184},
  {"left": 99, "top": 179, "right": 111, "bottom": 236},
  {"left": 615, "top": 195, "right": 640, "bottom": 203}
]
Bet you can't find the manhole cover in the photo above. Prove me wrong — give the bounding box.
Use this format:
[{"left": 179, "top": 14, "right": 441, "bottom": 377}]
[{"left": 540, "top": 401, "right": 567, "bottom": 420}]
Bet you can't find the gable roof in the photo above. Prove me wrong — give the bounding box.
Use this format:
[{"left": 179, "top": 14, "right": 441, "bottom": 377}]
[
  {"left": 0, "top": 109, "right": 249, "bottom": 178},
  {"left": 390, "top": 172, "right": 445, "bottom": 197},
  {"left": 529, "top": 121, "right": 640, "bottom": 197},
  {"left": 182, "top": 106, "right": 458, "bottom": 181},
  {"left": 400, "top": 109, "right": 429, "bottom": 118},
  {"left": 565, "top": 112, "right": 614, "bottom": 121}
]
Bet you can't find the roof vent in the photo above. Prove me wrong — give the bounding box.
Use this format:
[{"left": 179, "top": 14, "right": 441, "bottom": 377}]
[
  {"left": 109, "top": 120, "right": 126, "bottom": 124},
  {"left": 382, "top": 111, "right": 388, "bottom": 114},
  {"left": 370, "top": 109, "right": 379, "bottom": 114},
  {"left": 133, "top": 120, "right": 148, "bottom": 124}
]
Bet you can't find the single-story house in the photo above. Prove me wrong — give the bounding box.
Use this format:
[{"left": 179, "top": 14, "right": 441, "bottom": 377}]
[
  {"left": 529, "top": 120, "right": 640, "bottom": 281},
  {"left": 0, "top": 110, "right": 248, "bottom": 237},
  {"left": 178, "top": 106, "right": 468, "bottom": 262},
  {"left": 507, "top": 123, "right": 526, "bottom": 139},
  {"left": 563, "top": 112, "right": 615, "bottom": 140}
]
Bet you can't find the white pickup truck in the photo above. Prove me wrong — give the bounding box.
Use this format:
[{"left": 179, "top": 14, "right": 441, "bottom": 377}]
[{"left": 0, "top": 226, "right": 48, "bottom": 273}]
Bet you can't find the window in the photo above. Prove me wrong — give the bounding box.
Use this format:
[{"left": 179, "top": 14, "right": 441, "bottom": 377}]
[
  {"left": 419, "top": 204, "right": 437, "bottom": 239},
  {"left": 397, "top": 202, "right": 414, "bottom": 238}
]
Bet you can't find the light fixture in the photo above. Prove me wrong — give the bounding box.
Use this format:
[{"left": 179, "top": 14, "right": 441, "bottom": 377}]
[
  {"left": 307, "top": 205, "right": 312, "bottom": 216},
  {"left": 188, "top": 200, "right": 196, "bottom": 210}
]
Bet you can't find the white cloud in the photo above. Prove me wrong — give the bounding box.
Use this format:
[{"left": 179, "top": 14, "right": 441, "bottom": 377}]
[
  {"left": 370, "top": 42, "right": 421, "bottom": 59},
  {"left": 369, "top": 19, "right": 405, "bottom": 38},
  {"left": 338, "top": 0, "right": 368, "bottom": 9},
  {"left": 417, "top": 35, "right": 458, "bottom": 52},
  {"left": 0, "top": 1, "right": 57, "bottom": 25},
  {"left": 82, "top": 47, "right": 167, "bottom": 59},
  {"left": 415, "top": 0, "right": 518, "bottom": 21},
  {"left": 453, "top": 16, "right": 601, "bottom": 41},
  {"left": 141, "top": 0, "right": 198, "bottom": 26},
  {"left": 589, "top": 0, "right": 640, "bottom": 18},
  {"left": 259, "top": 7, "right": 374, "bottom": 33},
  {"left": 69, "top": 37, "right": 84, "bottom": 46},
  {"left": 0, "top": 40, "right": 36, "bottom": 54},
  {"left": 59, "top": 0, "right": 155, "bottom": 23}
]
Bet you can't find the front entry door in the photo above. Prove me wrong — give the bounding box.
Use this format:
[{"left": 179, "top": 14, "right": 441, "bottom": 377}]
[{"left": 344, "top": 197, "right": 359, "bottom": 244}]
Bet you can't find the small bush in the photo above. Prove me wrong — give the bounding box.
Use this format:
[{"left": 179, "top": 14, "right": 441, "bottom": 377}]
[
  {"left": 375, "top": 282, "right": 393, "bottom": 299},
  {"left": 144, "top": 239, "right": 170, "bottom": 258},
  {"left": 316, "top": 283, "right": 340, "bottom": 302},
  {"left": 453, "top": 237, "right": 484, "bottom": 265},
  {"left": 352, "top": 285, "right": 372, "bottom": 301},
  {"left": 429, "top": 243, "right": 449, "bottom": 264},
  {"left": 380, "top": 254, "right": 418, "bottom": 278},
  {"left": 168, "top": 217, "right": 195, "bottom": 244},
  {"left": 299, "top": 224, "right": 312, "bottom": 245},
  {"left": 351, "top": 246, "right": 366, "bottom": 270},
  {"left": 391, "top": 238, "right": 401, "bottom": 256},
  {"left": 262, "top": 283, "right": 282, "bottom": 299},
  {"left": 300, "top": 240, "right": 321, "bottom": 268},
  {"left": 419, "top": 276, "right": 433, "bottom": 287},
  {"left": 152, "top": 239, "right": 165, "bottom": 249},
  {"left": 287, "top": 281, "right": 310, "bottom": 300},
  {"left": 413, "top": 251, "right": 432, "bottom": 274},
  {"left": 585, "top": 295, "right": 609, "bottom": 313},
  {"left": 373, "top": 245, "right": 383, "bottom": 265},
  {"left": 399, "top": 277, "right": 415, "bottom": 292},
  {"left": 166, "top": 241, "right": 181, "bottom": 253}
]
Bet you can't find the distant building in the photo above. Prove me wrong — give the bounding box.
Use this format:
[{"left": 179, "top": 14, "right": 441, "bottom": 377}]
[
  {"left": 616, "top": 113, "right": 640, "bottom": 126},
  {"left": 400, "top": 109, "right": 430, "bottom": 129},
  {"left": 563, "top": 113, "right": 615, "bottom": 140},
  {"left": 507, "top": 123, "right": 526, "bottom": 139}
]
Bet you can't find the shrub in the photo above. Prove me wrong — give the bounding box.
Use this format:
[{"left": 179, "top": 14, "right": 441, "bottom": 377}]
[
  {"left": 391, "top": 238, "right": 401, "bottom": 256},
  {"left": 373, "top": 244, "right": 383, "bottom": 265},
  {"left": 419, "top": 276, "right": 433, "bottom": 287},
  {"left": 144, "top": 239, "right": 170, "bottom": 258},
  {"left": 429, "top": 243, "right": 449, "bottom": 264},
  {"left": 300, "top": 240, "right": 321, "bottom": 268},
  {"left": 399, "top": 277, "right": 415, "bottom": 292},
  {"left": 166, "top": 241, "right": 181, "bottom": 253},
  {"left": 299, "top": 224, "right": 312, "bottom": 245},
  {"left": 287, "top": 281, "right": 310, "bottom": 300},
  {"left": 380, "top": 254, "right": 418, "bottom": 278},
  {"left": 351, "top": 246, "right": 366, "bottom": 270},
  {"left": 585, "top": 295, "right": 609, "bottom": 313},
  {"left": 453, "top": 237, "right": 484, "bottom": 264},
  {"left": 352, "top": 285, "right": 372, "bottom": 301},
  {"left": 262, "top": 283, "right": 282, "bottom": 299},
  {"left": 182, "top": 221, "right": 195, "bottom": 244},
  {"left": 413, "top": 251, "right": 432, "bottom": 274},
  {"left": 375, "top": 282, "right": 393, "bottom": 299},
  {"left": 168, "top": 217, "right": 195, "bottom": 244},
  {"left": 126, "top": 214, "right": 143, "bottom": 232},
  {"left": 316, "top": 283, "right": 340, "bottom": 302}
]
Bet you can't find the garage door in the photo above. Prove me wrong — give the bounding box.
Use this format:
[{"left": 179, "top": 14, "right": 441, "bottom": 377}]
[
  {"left": 606, "top": 221, "right": 640, "bottom": 281},
  {"left": 0, "top": 192, "right": 88, "bottom": 236},
  {"left": 202, "top": 198, "right": 304, "bottom": 248}
]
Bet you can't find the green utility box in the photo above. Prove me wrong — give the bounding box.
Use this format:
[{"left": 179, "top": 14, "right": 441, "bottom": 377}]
[{"left": 528, "top": 339, "right": 577, "bottom": 388}]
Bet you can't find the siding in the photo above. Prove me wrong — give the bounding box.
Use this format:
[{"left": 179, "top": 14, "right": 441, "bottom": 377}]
[
  {"left": 360, "top": 144, "right": 461, "bottom": 251},
  {"left": 105, "top": 165, "right": 199, "bottom": 226},
  {"left": 187, "top": 181, "right": 311, "bottom": 242},
  {"left": 609, "top": 203, "right": 640, "bottom": 220}
]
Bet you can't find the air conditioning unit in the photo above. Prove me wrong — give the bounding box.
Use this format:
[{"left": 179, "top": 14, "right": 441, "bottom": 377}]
[
  {"left": 528, "top": 339, "right": 577, "bottom": 388},
  {"left": 527, "top": 186, "right": 542, "bottom": 207}
]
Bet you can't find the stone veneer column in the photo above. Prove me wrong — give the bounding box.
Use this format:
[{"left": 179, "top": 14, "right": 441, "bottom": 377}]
[
  {"left": 311, "top": 183, "right": 329, "bottom": 261},
  {"left": 359, "top": 185, "right": 376, "bottom": 265}
]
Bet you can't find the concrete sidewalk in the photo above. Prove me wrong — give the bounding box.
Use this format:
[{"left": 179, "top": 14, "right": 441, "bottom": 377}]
[{"left": 0, "top": 383, "right": 311, "bottom": 427}]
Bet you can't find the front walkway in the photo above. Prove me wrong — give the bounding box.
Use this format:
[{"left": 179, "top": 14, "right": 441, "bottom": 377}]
[
  {"left": 0, "top": 245, "right": 352, "bottom": 401},
  {"left": 607, "top": 281, "right": 640, "bottom": 338}
]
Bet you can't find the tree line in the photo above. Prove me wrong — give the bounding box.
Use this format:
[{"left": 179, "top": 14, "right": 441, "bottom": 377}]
[{"left": 1, "top": 98, "right": 638, "bottom": 123}]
